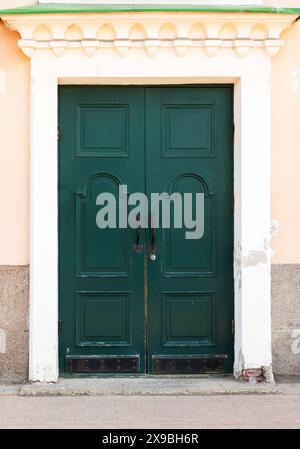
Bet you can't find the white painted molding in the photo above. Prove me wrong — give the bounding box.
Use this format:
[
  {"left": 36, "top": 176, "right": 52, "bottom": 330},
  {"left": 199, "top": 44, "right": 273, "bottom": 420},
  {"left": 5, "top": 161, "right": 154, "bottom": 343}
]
[{"left": 2, "top": 12, "right": 297, "bottom": 59}]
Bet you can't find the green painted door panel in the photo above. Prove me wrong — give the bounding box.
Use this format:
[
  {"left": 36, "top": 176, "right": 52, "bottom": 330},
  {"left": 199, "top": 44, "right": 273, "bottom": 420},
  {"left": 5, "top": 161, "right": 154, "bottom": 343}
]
[
  {"left": 145, "top": 87, "right": 234, "bottom": 373},
  {"left": 59, "top": 86, "right": 146, "bottom": 373},
  {"left": 59, "top": 86, "right": 233, "bottom": 375}
]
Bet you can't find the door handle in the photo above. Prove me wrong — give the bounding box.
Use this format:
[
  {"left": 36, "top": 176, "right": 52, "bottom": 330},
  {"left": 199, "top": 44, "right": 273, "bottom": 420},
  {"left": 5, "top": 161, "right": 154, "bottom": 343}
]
[
  {"left": 133, "top": 213, "right": 142, "bottom": 253},
  {"left": 150, "top": 222, "right": 156, "bottom": 261}
]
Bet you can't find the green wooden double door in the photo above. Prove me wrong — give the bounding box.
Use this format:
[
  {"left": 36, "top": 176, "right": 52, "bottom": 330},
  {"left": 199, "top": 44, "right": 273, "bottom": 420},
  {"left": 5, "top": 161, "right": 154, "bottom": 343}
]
[{"left": 59, "top": 86, "right": 234, "bottom": 375}]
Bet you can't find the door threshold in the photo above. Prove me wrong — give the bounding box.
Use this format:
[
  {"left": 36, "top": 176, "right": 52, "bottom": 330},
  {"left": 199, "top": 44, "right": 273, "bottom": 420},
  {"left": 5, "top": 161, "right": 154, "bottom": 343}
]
[
  {"left": 60, "top": 373, "right": 233, "bottom": 379},
  {"left": 19, "top": 375, "right": 279, "bottom": 397}
]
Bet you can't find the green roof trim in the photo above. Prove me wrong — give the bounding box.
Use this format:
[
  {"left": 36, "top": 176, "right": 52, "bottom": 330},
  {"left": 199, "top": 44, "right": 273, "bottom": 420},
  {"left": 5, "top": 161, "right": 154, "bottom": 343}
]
[{"left": 0, "top": 4, "right": 300, "bottom": 16}]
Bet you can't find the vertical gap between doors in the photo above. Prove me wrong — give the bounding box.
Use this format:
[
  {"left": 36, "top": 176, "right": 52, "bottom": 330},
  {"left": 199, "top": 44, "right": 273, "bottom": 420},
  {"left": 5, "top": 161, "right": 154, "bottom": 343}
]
[{"left": 143, "top": 87, "right": 149, "bottom": 373}]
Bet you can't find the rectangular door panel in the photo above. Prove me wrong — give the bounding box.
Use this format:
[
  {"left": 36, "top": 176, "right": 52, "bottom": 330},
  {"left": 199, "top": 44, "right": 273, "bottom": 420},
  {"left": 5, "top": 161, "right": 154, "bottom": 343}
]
[
  {"left": 76, "top": 291, "right": 131, "bottom": 347},
  {"left": 161, "top": 291, "right": 215, "bottom": 347}
]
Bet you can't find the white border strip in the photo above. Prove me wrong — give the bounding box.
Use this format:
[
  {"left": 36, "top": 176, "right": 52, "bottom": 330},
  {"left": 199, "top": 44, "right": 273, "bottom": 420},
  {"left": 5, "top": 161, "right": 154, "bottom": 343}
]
[{"left": 28, "top": 51, "right": 271, "bottom": 382}]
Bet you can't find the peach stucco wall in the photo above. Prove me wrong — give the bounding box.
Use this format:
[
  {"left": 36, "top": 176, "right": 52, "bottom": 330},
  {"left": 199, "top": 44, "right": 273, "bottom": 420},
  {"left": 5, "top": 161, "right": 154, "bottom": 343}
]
[
  {"left": 271, "top": 19, "right": 300, "bottom": 264},
  {"left": 0, "top": 22, "right": 29, "bottom": 265},
  {"left": 0, "top": 2, "right": 300, "bottom": 265}
]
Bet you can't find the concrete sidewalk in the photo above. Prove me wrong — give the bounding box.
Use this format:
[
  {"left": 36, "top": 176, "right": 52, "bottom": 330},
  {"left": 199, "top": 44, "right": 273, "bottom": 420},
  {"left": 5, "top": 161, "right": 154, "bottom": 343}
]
[
  {"left": 1, "top": 393, "right": 300, "bottom": 428},
  {"left": 1, "top": 375, "right": 300, "bottom": 397}
]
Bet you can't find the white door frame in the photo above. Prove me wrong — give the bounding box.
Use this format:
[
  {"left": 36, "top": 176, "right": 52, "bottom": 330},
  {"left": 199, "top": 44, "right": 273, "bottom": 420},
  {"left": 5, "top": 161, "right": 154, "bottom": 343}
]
[{"left": 2, "top": 11, "right": 296, "bottom": 382}]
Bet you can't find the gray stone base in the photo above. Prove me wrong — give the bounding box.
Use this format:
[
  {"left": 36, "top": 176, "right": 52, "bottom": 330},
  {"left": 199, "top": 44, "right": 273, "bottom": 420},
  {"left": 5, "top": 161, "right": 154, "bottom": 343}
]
[
  {"left": 0, "top": 266, "right": 29, "bottom": 383},
  {"left": 272, "top": 264, "right": 300, "bottom": 375}
]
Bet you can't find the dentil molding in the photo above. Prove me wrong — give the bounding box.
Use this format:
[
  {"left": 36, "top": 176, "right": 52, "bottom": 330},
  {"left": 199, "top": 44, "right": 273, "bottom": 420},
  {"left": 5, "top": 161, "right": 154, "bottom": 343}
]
[{"left": 1, "top": 12, "right": 297, "bottom": 58}]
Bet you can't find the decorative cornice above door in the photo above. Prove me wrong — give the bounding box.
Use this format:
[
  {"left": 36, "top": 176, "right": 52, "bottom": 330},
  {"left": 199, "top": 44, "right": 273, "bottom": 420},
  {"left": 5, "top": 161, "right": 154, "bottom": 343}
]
[{"left": 1, "top": 11, "right": 297, "bottom": 58}]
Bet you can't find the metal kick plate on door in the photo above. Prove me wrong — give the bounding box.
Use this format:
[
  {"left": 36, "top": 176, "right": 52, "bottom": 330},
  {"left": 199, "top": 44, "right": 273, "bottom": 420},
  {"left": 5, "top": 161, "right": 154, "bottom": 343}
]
[
  {"left": 66, "top": 356, "right": 140, "bottom": 373},
  {"left": 152, "top": 356, "right": 226, "bottom": 374}
]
